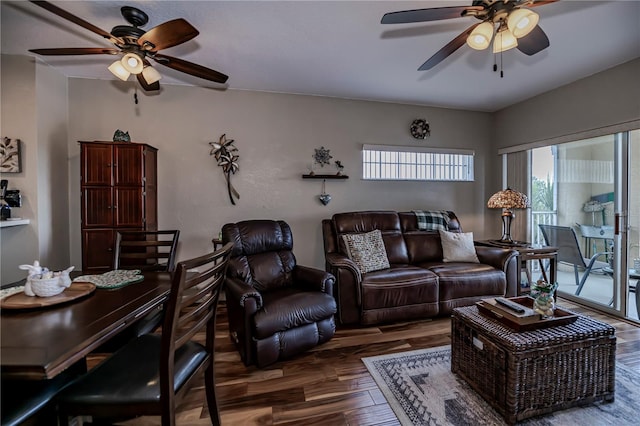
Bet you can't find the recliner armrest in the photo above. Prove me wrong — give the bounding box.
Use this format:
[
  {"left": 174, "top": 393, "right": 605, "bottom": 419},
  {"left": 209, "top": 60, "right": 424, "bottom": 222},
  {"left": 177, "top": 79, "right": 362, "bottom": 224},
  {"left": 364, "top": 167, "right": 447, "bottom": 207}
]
[
  {"left": 293, "top": 265, "right": 335, "bottom": 296},
  {"left": 225, "top": 277, "right": 263, "bottom": 313}
]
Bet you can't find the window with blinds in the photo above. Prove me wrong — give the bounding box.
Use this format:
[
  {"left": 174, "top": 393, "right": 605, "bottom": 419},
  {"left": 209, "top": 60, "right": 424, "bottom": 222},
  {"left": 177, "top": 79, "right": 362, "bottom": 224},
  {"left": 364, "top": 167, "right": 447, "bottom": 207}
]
[{"left": 362, "top": 144, "right": 474, "bottom": 181}]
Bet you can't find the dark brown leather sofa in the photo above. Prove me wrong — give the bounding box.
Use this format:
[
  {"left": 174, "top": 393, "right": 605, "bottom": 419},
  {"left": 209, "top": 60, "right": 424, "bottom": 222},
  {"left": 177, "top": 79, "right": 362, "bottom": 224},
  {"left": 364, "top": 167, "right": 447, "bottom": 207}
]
[{"left": 322, "top": 211, "right": 519, "bottom": 325}]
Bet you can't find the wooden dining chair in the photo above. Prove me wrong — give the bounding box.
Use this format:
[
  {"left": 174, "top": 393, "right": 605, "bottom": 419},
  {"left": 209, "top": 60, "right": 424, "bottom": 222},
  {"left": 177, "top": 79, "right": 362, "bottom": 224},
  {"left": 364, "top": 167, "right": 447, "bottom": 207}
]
[
  {"left": 94, "top": 230, "right": 181, "bottom": 353},
  {"left": 114, "top": 229, "right": 180, "bottom": 272},
  {"left": 57, "top": 242, "right": 234, "bottom": 426}
]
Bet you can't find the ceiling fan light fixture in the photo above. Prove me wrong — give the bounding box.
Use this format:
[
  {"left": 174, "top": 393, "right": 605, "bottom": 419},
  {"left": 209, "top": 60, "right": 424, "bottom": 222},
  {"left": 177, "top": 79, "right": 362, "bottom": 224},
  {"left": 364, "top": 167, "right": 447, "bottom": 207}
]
[
  {"left": 493, "top": 26, "right": 518, "bottom": 53},
  {"left": 121, "top": 52, "right": 144, "bottom": 74},
  {"left": 466, "top": 22, "right": 494, "bottom": 50},
  {"left": 507, "top": 9, "right": 539, "bottom": 38},
  {"left": 108, "top": 60, "right": 131, "bottom": 81},
  {"left": 141, "top": 65, "right": 162, "bottom": 84}
]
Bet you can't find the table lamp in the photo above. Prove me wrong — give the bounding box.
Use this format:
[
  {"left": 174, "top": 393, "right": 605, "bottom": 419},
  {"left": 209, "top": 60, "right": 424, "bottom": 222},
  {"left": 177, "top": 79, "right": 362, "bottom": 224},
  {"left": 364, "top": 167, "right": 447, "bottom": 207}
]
[{"left": 487, "top": 187, "right": 530, "bottom": 243}]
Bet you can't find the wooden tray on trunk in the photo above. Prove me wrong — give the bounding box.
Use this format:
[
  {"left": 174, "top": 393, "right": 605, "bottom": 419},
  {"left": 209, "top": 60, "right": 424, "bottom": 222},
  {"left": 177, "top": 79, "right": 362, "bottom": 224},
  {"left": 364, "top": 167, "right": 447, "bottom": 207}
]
[{"left": 477, "top": 296, "right": 578, "bottom": 332}]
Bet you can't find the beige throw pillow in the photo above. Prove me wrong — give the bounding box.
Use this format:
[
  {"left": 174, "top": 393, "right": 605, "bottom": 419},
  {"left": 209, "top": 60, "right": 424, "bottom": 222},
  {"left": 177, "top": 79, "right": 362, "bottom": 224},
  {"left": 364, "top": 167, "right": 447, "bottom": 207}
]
[
  {"left": 341, "top": 230, "right": 390, "bottom": 273},
  {"left": 439, "top": 230, "right": 480, "bottom": 263}
]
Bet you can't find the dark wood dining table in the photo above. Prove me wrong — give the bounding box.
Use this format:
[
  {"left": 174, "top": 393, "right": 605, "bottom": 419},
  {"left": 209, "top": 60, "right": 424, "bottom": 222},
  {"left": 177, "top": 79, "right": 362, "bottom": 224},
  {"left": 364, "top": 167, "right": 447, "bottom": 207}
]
[{"left": 1, "top": 272, "right": 172, "bottom": 380}]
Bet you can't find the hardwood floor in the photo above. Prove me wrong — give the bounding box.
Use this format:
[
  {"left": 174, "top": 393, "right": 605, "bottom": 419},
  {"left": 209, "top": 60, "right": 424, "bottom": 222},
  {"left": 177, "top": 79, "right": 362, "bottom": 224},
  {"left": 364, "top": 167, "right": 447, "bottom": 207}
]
[{"left": 110, "top": 298, "right": 640, "bottom": 425}]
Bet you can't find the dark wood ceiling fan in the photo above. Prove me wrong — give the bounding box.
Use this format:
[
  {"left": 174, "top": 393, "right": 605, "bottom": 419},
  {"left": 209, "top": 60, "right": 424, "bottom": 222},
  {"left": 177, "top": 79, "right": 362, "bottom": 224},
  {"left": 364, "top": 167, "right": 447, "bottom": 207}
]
[
  {"left": 381, "top": 0, "right": 558, "bottom": 71},
  {"left": 28, "top": 0, "right": 228, "bottom": 91}
]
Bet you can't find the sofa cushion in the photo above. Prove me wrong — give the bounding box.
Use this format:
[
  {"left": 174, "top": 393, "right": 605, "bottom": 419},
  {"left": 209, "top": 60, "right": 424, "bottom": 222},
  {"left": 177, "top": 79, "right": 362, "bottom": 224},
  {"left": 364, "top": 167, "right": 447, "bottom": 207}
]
[
  {"left": 412, "top": 210, "right": 451, "bottom": 231},
  {"left": 332, "top": 211, "right": 409, "bottom": 264},
  {"left": 342, "top": 230, "right": 390, "bottom": 273},
  {"left": 439, "top": 230, "right": 479, "bottom": 263},
  {"left": 360, "top": 265, "right": 439, "bottom": 310}
]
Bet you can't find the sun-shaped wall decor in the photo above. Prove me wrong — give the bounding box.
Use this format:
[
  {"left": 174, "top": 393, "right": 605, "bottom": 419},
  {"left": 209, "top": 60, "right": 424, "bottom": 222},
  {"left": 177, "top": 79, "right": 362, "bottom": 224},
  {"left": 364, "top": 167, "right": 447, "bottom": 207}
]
[{"left": 313, "top": 146, "right": 333, "bottom": 167}]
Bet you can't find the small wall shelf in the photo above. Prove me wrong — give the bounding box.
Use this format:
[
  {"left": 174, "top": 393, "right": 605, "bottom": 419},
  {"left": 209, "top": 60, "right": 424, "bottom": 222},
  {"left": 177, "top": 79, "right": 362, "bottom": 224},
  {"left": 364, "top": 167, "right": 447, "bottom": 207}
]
[
  {"left": 0, "top": 219, "right": 30, "bottom": 228},
  {"left": 302, "top": 174, "right": 349, "bottom": 179}
]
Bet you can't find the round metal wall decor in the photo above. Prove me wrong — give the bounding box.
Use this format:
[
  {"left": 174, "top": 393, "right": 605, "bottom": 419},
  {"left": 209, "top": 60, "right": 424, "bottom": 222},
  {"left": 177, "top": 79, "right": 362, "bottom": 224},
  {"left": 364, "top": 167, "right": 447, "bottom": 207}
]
[{"left": 410, "top": 119, "right": 430, "bottom": 139}]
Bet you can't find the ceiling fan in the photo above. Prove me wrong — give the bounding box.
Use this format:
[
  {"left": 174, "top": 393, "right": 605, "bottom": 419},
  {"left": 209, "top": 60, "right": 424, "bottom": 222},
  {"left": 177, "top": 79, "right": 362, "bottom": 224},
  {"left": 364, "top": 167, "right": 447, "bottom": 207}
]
[
  {"left": 28, "top": 0, "right": 228, "bottom": 91},
  {"left": 381, "top": 0, "right": 558, "bottom": 72}
]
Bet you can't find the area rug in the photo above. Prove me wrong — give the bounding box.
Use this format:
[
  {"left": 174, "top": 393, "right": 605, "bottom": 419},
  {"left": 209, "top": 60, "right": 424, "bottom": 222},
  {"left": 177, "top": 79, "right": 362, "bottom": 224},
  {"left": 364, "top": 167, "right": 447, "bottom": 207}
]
[{"left": 362, "top": 345, "right": 640, "bottom": 426}]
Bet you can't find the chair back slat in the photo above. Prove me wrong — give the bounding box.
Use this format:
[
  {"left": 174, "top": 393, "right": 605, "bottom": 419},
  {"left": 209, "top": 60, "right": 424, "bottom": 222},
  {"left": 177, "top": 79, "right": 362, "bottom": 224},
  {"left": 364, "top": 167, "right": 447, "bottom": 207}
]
[{"left": 114, "top": 230, "right": 180, "bottom": 272}]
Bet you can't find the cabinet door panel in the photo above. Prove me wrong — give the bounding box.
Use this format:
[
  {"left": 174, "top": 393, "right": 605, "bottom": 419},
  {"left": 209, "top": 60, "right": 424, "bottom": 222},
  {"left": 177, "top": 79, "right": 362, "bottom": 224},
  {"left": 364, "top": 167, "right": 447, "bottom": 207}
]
[
  {"left": 82, "top": 144, "right": 113, "bottom": 185},
  {"left": 82, "top": 188, "right": 113, "bottom": 227},
  {"left": 82, "top": 229, "right": 115, "bottom": 272},
  {"left": 115, "top": 145, "right": 143, "bottom": 186},
  {"left": 115, "top": 187, "right": 144, "bottom": 227}
]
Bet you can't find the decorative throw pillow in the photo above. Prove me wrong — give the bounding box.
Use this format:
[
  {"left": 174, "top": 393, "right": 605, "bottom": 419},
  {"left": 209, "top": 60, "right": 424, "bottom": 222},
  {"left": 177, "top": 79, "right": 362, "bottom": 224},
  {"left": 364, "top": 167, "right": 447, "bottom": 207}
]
[
  {"left": 413, "top": 210, "right": 451, "bottom": 231},
  {"left": 439, "top": 230, "right": 480, "bottom": 263},
  {"left": 341, "top": 230, "right": 390, "bottom": 273}
]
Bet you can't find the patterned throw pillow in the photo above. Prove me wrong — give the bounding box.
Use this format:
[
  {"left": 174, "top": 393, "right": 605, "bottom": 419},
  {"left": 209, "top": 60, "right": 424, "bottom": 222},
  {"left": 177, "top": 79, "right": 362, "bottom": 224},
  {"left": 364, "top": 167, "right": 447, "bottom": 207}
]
[
  {"left": 439, "top": 230, "right": 480, "bottom": 263},
  {"left": 341, "top": 230, "right": 390, "bottom": 273}
]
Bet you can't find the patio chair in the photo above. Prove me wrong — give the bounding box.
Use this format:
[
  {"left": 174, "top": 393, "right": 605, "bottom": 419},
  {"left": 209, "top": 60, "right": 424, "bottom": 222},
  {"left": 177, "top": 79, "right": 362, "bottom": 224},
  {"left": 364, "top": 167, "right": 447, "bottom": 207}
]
[{"left": 539, "top": 224, "right": 612, "bottom": 296}]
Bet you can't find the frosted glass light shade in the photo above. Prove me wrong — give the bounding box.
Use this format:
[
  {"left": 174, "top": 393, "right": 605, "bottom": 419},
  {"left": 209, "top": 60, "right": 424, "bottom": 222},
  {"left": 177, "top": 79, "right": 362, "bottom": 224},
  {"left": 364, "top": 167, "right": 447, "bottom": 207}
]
[
  {"left": 121, "top": 53, "right": 144, "bottom": 74},
  {"left": 141, "top": 66, "right": 162, "bottom": 84},
  {"left": 507, "top": 9, "right": 539, "bottom": 38},
  {"left": 466, "top": 22, "right": 494, "bottom": 50},
  {"left": 493, "top": 28, "right": 518, "bottom": 53},
  {"left": 108, "top": 61, "right": 130, "bottom": 81}
]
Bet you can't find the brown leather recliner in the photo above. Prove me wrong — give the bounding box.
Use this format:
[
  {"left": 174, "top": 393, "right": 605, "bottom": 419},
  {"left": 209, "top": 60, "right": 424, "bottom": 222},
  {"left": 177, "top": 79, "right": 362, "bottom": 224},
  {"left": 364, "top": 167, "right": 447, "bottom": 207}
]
[{"left": 222, "top": 220, "right": 337, "bottom": 367}]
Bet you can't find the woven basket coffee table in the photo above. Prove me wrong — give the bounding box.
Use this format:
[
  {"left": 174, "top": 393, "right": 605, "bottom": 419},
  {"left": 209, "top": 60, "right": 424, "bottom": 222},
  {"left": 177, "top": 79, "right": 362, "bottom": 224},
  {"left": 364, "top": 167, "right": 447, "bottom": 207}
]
[{"left": 451, "top": 305, "right": 616, "bottom": 425}]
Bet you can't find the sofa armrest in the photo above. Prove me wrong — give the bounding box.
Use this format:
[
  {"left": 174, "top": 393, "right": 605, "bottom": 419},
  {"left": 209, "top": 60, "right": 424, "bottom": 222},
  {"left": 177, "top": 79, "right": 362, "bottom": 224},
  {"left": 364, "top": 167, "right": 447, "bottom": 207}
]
[
  {"left": 225, "top": 277, "right": 263, "bottom": 313},
  {"left": 475, "top": 246, "right": 519, "bottom": 297},
  {"left": 293, "top": 265, "right": 335, "bottom": 296},
  {"left": 325, "top": 253, "right": 362, "bottom": 283}
]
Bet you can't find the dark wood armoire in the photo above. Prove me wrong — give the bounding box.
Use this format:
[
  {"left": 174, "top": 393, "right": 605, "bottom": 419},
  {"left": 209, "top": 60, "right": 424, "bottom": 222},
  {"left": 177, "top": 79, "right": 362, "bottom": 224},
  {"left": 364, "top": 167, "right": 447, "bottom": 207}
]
[{"left": 80, "top": 141, "right": 158, "bottom": 273}]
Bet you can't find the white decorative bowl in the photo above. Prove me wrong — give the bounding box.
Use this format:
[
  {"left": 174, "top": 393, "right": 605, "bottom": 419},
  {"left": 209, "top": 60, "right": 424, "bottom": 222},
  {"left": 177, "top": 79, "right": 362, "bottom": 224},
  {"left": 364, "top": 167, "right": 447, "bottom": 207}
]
[{"left": 30, "top": 276, "right": 67, "bottom": 297}]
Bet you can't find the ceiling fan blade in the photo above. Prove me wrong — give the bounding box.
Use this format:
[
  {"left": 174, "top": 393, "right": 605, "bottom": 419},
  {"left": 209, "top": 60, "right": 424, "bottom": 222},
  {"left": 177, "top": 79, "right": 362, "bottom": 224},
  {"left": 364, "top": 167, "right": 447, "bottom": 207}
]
[
  {"left": 152, "top": 53, "right": 228, "bottom": 84},
  {"left": 29, "top": 1, "right": 120, "bottom": 44},
  {"left": 138, "top": 19, "right": 199, "bottom": 52},
  {"left": 136, "top": 73, "right": 160, "bottom": 92},
  {"left": 29, "top": 47, "right": 119, "bottom": 56},
  {"left": 527, "top": 0, "right": 560, "bottom": 8},
  {"left": 418, "top": 23, "right": 479, "bottom": 71},
  {"left": 381, "top": 5, "right": 484, "bottom": 24},
  {"left": 516, "top": 25, "right": 550, "bottom": 56}
]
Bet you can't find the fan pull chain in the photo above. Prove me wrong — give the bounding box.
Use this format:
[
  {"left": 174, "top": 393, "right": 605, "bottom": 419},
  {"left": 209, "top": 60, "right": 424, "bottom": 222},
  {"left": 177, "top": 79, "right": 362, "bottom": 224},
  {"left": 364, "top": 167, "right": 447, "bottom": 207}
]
[{"left": 134, "top": 86, "right": 139, "bottom": 105}]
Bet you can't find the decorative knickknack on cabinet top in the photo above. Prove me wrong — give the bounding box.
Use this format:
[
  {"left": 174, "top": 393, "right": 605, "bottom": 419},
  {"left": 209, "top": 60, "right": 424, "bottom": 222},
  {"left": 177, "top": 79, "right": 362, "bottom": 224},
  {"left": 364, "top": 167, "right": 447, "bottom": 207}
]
[
  {"left": 210, "top": 134, "right": 240, "bottom": 205},
  {"left": 112, "top": 129, "right": 131, "bottom": 142}
]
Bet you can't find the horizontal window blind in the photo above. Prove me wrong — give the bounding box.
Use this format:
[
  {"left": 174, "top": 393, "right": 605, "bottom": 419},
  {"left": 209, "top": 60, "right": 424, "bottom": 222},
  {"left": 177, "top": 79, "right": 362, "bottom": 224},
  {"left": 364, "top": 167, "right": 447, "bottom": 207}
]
[{"left": 362, "top": 144, "right": 474, "bottom": 181}]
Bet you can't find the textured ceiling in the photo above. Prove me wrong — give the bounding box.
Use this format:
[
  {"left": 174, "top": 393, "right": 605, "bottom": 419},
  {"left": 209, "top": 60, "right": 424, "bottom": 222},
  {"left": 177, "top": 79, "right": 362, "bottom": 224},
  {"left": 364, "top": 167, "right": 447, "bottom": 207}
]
[{"left": 2, "top": 1, "right": 639, "bottom": 112}]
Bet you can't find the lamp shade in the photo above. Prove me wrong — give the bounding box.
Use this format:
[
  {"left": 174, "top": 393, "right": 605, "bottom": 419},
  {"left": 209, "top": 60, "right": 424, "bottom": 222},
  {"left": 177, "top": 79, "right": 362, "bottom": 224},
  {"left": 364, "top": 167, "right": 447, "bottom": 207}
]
[
  {"left": 108, "top": 61, "right": 130, "bottom": 81},
  {"left": 492, "top": 27, "right": 518, "bottom": 53},
  {"left": 141, "top": 65, "right": 162, "bottom": 84},
  {"left": 121, "top": 53, "right": 144, "bottom": 74},
  {"left": 466, "top": 22, "right": 494, "bottom": 50},
  {"left": 487, "top": 188, "right": 530, "bottom": 210},
  {"left": 507, "top": 9, "right": 539, "bottom": 38}
]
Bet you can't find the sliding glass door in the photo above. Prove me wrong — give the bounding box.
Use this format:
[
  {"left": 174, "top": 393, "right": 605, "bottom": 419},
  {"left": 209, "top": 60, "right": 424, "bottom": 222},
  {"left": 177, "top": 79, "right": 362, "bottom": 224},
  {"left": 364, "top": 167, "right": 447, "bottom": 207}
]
[{"left": 529, "top": 129, "right": 639, "bottom": 321}]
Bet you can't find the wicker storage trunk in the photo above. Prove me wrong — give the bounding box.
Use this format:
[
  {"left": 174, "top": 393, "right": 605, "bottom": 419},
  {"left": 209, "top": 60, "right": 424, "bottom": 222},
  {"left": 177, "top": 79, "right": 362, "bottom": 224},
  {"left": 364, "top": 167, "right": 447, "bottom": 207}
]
[{"left": 451, "top": 305, "right": 616, "bottom": 425}]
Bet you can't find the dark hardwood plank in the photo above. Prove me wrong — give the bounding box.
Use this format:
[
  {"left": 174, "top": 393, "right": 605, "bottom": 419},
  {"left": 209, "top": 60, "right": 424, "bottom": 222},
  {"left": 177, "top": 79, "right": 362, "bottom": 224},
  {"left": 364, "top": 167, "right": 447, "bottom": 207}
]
[{"left": 107, "top": 297, "right": 640, "bottom": 425}]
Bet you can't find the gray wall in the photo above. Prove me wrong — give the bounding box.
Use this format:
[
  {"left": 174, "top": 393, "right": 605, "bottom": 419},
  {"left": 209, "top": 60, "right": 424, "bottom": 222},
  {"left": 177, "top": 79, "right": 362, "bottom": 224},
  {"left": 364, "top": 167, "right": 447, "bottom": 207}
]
[
  {"left": 1, "top": 55, "right": 69, "bottom": 284},
  {"left": 66, "top": 79, "right": 493, "bottom": 269}
]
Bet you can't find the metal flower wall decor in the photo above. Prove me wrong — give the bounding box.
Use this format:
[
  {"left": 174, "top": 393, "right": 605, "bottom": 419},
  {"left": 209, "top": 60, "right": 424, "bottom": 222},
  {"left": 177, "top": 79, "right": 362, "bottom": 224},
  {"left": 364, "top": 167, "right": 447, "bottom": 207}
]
[{"left": 210, "top": 134, "right": 240, "bottom": 205}]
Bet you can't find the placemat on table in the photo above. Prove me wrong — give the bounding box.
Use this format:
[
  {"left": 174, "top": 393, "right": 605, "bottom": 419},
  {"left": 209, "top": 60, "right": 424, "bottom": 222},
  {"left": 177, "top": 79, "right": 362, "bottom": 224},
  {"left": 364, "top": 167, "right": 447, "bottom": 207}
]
[{"left": 73, "top": 269, "right": 144, "bottom": 289}]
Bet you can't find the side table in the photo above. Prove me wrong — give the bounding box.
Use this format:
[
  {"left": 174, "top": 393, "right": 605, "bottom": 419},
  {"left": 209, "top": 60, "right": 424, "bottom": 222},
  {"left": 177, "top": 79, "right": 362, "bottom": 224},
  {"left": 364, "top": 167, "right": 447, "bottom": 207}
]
[{"left": 476, "top": 240, "right": 557, "bottom": 295}]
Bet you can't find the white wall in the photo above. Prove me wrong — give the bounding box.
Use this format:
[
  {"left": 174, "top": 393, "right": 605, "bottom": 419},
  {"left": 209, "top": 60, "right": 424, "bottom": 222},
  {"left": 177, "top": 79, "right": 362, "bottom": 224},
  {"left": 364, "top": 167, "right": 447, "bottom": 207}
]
[{"left": 67, "top": 79, "right": 493, "bottom": 269}]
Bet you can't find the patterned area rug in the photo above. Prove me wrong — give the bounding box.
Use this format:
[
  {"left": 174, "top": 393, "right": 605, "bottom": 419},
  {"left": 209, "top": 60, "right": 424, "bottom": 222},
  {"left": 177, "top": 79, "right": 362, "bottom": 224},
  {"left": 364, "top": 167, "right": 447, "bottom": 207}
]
[{"left": 362, "top": 345, "right": 640, "bottom": 426}]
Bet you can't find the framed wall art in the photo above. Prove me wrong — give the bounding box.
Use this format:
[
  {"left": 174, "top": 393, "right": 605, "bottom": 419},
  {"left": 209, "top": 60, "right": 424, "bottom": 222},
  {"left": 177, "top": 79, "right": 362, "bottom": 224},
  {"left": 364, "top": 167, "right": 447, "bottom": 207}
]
[{"left": 0, "top": 137, "right": 22, "bottom": 173}]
